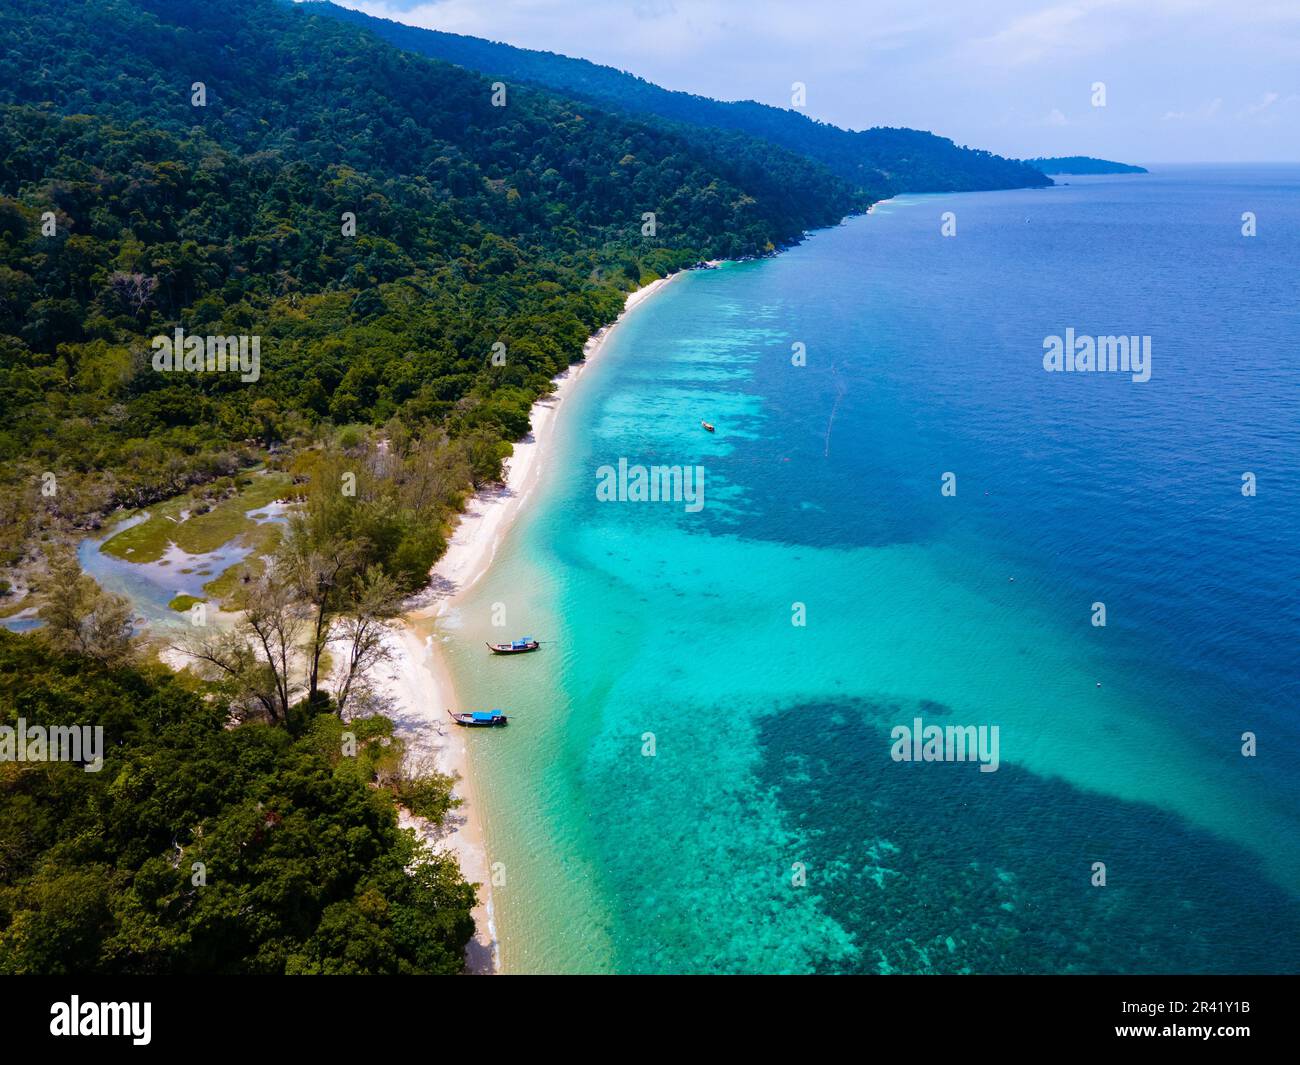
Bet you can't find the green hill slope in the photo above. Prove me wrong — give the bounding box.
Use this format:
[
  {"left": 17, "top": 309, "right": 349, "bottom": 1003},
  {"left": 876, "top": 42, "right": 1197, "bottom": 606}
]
[
  {"left": 0, "top": 0, "right": 859, "bottom": 556},
  {"left": 310, "top": 0, "right": 1052, "bottom": 197}
]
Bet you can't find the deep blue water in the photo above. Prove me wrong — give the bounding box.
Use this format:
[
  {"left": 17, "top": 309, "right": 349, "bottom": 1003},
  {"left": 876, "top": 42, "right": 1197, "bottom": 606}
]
[{"left": 445, "top": 165, "right": 1300, "bottom": 973}]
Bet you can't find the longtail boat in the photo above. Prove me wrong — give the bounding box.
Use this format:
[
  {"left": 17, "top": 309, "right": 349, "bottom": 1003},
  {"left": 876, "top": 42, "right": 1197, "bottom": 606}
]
[
  {"left": 486, "top": 637, "right": 540, "bottom": 654},
  {"left": 446, "top": 708, "right": 509, "bottom": 727},
  {"left": 701, "top": 420, "right": 715, "bottom": 433}
]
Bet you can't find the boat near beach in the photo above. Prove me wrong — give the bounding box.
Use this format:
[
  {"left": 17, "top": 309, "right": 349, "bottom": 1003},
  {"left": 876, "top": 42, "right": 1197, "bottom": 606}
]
[
  {"left": 486, "top": 637, "right": 540, "bottom": 654},
  {"left": 446, "top": 708, "right": 509, "bottom": 727}
]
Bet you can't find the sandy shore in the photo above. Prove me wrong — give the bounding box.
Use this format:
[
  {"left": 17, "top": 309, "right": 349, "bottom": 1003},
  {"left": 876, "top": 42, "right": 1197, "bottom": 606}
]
[
  {"left": 374, "top": 272, "right": 682, "bottom": 973},
  {"left": 412, "top": 273, "right": 678, "bottom": 609},
  {"left": 357, "top": 622, "right": 498, "bottom": 973}
]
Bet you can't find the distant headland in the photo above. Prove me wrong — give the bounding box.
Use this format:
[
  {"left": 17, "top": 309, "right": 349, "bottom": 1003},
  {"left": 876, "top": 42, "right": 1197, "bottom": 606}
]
[{"left": 1026, "top": 156, "right": 1149, "bottom": 175}]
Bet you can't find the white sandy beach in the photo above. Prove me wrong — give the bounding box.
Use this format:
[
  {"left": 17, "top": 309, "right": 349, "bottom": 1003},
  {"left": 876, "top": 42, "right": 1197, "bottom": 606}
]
[
  {"left": 413, "top": 273, "right": 678, "bottom": 608},
  {"left": 355, "top": 622, "right": 499, "bottom": 973},
  {"left": 372, "top": 272, "right": 682, "bottom": 973}
]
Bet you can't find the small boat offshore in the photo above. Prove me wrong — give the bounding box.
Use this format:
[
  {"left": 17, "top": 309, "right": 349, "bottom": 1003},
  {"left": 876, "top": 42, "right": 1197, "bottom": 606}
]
[
  {"left": 446, "top": 709, "right": 509, "bottom": 727},
  {"left": 486, "top": 637, "right": 540, "bottom": 655}
]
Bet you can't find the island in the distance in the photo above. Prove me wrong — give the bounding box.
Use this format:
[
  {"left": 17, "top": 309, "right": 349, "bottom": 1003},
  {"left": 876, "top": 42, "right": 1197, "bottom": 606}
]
[{"left": 1026, "top": 156, "right": 1149, "bottom": 174}]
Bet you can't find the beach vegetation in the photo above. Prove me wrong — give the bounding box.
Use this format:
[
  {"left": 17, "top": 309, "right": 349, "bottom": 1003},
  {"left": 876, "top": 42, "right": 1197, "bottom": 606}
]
[{"left": 0, "top": 631, "right": 475, "bottom": 974}]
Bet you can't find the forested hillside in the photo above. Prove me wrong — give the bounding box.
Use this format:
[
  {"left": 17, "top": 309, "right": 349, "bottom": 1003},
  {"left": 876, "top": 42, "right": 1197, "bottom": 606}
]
[
  {"left": 311, "top": 1, "right": 1053, "bottom": 197},
  {"left": 0, "top": 631, "right": 475, "bottom": 974},
  {"left": 0, "top": 0, "right": 858, "bottom": 563}
]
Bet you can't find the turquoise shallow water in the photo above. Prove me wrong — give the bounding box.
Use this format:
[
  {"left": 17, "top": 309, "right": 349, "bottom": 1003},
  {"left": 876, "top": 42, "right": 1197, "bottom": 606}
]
[{"left": 440, "top": 166, "right": 1300, "bottom": 974}]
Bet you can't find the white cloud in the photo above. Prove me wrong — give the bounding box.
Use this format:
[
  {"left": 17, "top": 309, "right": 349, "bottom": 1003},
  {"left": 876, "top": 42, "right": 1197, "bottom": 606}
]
[
  {"left": 972, "top": 3, "right": 1096, "bottom": 66},
  {"left": 1238, "top": 91, "right": 1280, "bottom": 118},
  {"left": 1161, "top": 98, "right": 1223, "bottom": 121}
]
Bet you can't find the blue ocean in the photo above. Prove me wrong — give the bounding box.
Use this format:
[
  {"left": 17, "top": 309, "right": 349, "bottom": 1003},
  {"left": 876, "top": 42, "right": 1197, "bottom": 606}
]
[{"left": 432, "top": 166, "right": 1300, "bottom": 973}]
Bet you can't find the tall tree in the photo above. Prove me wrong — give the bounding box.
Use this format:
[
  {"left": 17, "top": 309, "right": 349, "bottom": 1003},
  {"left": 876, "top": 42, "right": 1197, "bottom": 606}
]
[
  {"left": 280, "top": 515, "right": 367, "bottom": 703},
  {"left": 181, "top": 567, "right": 303, "bottom": 723},
  {"left": 36, "top": 550, "right": 134, "bottom": 666},
  {"left": 333, "top": 565, "right": 402, "bottom": 716}
]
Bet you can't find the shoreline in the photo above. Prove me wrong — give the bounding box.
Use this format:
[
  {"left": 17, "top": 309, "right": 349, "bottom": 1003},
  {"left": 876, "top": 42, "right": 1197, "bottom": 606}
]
[
  {"left": 379, "top": 270, "right": 685, "bottom": 974},
  {"left": 411, "top": 272, "right": 681, "bottom": 611}
]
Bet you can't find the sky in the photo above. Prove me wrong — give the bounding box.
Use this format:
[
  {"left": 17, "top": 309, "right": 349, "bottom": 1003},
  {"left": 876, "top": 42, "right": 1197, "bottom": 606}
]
[{"left": 312, "top": 0, "right": 1300, "bottom": 164}]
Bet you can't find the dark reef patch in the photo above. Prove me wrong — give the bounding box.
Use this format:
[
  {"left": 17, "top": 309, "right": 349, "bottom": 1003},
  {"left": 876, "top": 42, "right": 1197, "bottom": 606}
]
[{"left": 756, "top": 700, "right": 1300, "bottom": 974}]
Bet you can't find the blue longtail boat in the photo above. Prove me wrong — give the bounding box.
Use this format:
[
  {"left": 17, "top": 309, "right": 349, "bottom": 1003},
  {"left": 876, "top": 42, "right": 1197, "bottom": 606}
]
[
  {"left": 446, "top": 708, "right": 509, "bottom": 727},
  {"left": 486, "top": 636, "right": 540, "bottom": 654}
]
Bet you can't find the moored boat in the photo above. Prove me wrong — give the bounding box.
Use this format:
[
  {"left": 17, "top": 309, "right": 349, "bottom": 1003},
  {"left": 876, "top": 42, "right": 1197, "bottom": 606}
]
[
  {"left": 701, "top": 420, "right": 715, "bottom": 432},
  {"left": 446, "top": 708, "right": 509, "bottom": 727},
  {"left": 486, "top": 637, "right": 540, "bottom": 654}
]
